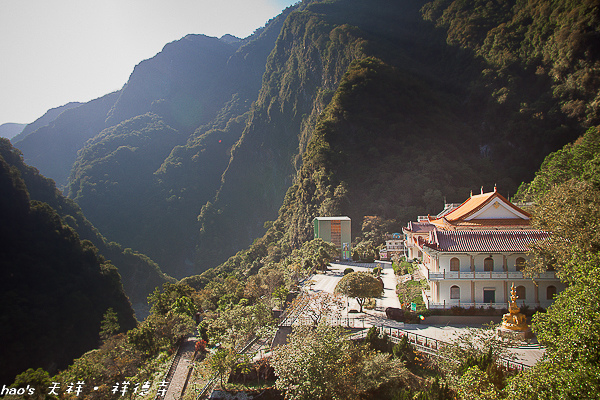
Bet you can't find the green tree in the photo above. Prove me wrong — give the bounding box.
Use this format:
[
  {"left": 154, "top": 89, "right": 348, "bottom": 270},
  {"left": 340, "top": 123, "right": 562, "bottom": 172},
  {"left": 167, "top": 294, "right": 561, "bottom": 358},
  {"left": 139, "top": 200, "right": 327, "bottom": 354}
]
[
  {"left": 271, "top": 324, "right": 405, "bottom": 400},
  {"left": 508, "top": 277, "right": 600, "bottom": 398},
  {"left": 271, "top": 285, "right": 289, "bottom": 309},
  {"left": 436, "top": 326, "right": 513, "bottom": 394},
  {"left": 10, "top": 368, "right": 52, "bottom": 400},
  {"left": 99, "top": 307, "right": 120, "bottom": 342},
  {"left": 299, "top": 238, "right": 339, "bottom": 271},
  {"left": 392, "top": 335, "right": 416, "bottom": 367},
  {"left": 396, "top": 279, "right": 427, "bottom": 309},
  {"left": 148, "top": 282, "right": 196, "bottom": 316},
  {"left": 210, "top": 348, "right": 239, "bottom": 388},
  {"left": 525, "top": 179, "right": 600, "bottom": 283},
  {"left": 127, "top": 312, "right": 195, "bottom": 357},
  {"left": 335, "top": 271, "right": 384, "bottom": 312},
  {"left": 171, "top": 296, "right": 198, "bottom": 318},
  {"left": 207, "top": 300, "right": 275, "bottom": 349},
  {"left": 455, "top": 366, "right": 502, "bottom": 400}
]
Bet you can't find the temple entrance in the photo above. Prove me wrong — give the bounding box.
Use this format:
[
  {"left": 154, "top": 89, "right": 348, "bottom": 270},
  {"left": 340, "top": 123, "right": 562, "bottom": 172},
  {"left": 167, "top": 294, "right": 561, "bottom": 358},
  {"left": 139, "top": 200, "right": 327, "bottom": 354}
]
[{"left": 483, "top": 288, "right": 496, "bottom": 304}]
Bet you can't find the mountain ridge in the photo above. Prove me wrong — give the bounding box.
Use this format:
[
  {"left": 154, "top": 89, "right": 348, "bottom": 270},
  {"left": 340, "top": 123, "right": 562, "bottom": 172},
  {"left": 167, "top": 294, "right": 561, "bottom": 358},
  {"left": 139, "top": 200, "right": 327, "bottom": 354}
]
[{"left": 12, "top": 0, "right": 599, "bottom": 281}]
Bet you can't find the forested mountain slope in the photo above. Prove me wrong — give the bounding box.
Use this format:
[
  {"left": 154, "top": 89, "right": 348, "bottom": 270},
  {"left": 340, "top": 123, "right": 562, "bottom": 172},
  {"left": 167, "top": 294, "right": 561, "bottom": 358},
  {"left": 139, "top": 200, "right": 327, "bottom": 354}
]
[
  {"left": 0, "top": 152, "right": 137, "bottom": 384},
  {"left": 13, "top": 93, "right": 120, "bottom": 187},
  {"left": 0, "top": 139, "right": 173, "bottom": 310},
  {"left": 503, "top": 123, "right": 600, "bottom": 396},
  {"left": 13, "top": 0, "right": 600, "bottom": 281}
]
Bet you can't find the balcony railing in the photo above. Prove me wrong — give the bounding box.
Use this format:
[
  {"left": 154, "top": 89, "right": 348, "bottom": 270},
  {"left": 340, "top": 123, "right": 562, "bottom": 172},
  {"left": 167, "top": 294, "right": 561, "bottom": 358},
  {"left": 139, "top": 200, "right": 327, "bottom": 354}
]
[
  {"left": 428, "top": 301, "right": 539, "bottom": 310},
  {"left": 428, "top": 270, "right": 557, "bottom": 280},
  {"left": 386, "top": 246, "right": 405, "bottom": 250}
]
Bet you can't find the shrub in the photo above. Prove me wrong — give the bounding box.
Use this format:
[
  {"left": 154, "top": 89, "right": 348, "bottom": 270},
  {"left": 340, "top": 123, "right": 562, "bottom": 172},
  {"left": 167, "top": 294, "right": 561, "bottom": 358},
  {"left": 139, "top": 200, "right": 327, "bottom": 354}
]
[
  {"left": 344, "top": 267, "right": 354, "bottom": 275},
  {"left": 451, "top": 306, "right": 464, "bottom": 315},
  {"left": 195, "top": 339, "right": 207, "bottom": 352},
  {"left": 392, "top": 336, "right": 416, "bottom": 366},
  {"left": 393, "top": 260, "right": 415, "bottom": 275}
]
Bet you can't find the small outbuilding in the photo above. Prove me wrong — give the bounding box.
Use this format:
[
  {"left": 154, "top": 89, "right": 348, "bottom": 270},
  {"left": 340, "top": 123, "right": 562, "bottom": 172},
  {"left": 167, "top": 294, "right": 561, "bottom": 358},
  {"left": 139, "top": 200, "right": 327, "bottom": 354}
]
[{"left": 313, "top": 216, "right": 351, "bottom": 260}]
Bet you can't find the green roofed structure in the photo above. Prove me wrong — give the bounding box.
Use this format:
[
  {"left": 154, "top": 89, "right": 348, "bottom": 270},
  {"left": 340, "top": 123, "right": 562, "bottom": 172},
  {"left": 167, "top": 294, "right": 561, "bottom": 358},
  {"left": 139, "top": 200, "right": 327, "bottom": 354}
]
[{"left": 313, "top": 216, "right": 352, "bottom": 260}]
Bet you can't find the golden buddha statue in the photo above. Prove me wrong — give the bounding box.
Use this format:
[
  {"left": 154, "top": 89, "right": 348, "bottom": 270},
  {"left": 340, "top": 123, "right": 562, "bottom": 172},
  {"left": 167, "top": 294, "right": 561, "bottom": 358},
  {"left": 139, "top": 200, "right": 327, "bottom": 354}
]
[{"left": 498, "top": 283, "right": 532, "bottom": 340}]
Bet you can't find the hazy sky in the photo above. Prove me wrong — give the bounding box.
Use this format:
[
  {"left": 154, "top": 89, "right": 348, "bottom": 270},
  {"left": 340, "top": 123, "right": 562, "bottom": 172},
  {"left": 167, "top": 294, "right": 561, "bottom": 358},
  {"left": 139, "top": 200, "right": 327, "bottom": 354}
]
[{"left": 0, "top": 0, "right": 298, "bottom": 126}]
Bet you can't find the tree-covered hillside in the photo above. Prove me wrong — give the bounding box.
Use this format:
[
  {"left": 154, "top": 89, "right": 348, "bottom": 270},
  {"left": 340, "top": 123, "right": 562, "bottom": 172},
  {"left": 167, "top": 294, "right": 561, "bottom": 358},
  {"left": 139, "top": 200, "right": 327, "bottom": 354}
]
[
  {"left": 0, "top": 153, "right": 137, "bottom": 384},
  {"left": 0, "top": 139, "right": 173, "bottom": 310},
  {"left": 13, "top": 92, "right": 120, "bottom": 186}
]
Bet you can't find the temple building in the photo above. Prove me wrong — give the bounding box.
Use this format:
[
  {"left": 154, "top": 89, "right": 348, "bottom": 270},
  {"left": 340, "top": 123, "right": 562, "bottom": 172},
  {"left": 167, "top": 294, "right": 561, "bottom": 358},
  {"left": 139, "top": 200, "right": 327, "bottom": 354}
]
[
  {"left": 403, "top": 187, "right": 564, "bottom": 309},
  {"left": 379, "top": 233, "right": 406, "bottom": 260}
]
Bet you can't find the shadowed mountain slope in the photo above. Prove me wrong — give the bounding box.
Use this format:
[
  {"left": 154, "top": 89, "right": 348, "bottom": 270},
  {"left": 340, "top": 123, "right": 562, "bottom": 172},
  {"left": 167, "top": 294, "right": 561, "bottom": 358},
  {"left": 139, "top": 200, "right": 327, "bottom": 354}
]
[{"left": 0, "top": 152, "right": 137, "bottom": 384}]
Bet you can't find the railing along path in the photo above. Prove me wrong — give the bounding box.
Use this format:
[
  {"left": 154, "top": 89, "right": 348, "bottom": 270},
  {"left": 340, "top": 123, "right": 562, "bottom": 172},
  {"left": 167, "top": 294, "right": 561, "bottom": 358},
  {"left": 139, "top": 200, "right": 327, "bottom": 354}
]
[{"left": 350, "top": 323, "right": 531, "bottom": 372}]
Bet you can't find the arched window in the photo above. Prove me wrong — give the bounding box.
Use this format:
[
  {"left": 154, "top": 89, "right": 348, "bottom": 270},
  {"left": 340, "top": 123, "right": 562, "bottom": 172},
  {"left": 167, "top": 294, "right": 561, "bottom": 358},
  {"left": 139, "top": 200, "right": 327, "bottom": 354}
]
[
  {"left": 484, "top": 257, "right": 494, "bottom": 271},
  {"left": 450, "top": 285, "right": 460, "bottom": 299},
  {"left": 516, "top": 257, "right": 526, "bottom": 271},
  {"left": 450, "top": 257, "right": 460, "bottom": 271},
  {"left": 547, "top": 285, "right": 557, "bottom": 300},
  {"left": 516, "top": 285, "right": 526, "bottom": 299}
]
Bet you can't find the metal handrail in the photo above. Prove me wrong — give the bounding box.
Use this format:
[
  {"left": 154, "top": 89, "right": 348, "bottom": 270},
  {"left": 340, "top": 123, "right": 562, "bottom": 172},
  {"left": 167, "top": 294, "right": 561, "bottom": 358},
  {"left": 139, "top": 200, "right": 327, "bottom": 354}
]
[
  {"left": 153, "top": 340, "right": 183, "bottom": 400},
  {"left": 378, "top": 324, "right": 531, "bottom": 371}
]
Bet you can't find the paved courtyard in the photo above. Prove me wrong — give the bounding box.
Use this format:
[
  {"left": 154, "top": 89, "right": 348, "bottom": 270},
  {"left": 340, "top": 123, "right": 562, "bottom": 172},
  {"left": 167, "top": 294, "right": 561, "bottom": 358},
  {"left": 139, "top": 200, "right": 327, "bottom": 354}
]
[
  {"left": 304, "top": 261, "right": 545, "bottom": 368},
  {"left": 309, "top": 261, "right": 401, "bottom": 312}
]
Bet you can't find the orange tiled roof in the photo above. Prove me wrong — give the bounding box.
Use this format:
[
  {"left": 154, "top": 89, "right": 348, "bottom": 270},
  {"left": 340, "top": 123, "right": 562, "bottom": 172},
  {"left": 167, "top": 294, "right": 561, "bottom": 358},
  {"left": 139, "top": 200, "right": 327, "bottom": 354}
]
[
  {"left": 443, "top": 192, "right": 495, "bottom": 221},
  {"left": 428, "top": 188, "right": 531, "bottom": 230}
]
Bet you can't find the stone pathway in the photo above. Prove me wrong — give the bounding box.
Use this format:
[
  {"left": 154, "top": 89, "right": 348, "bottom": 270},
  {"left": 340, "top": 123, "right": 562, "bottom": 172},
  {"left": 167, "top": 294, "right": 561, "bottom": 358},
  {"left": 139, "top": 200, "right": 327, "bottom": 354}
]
[{"left": 163, "top": 336, "right": 197, "bottom": 400}]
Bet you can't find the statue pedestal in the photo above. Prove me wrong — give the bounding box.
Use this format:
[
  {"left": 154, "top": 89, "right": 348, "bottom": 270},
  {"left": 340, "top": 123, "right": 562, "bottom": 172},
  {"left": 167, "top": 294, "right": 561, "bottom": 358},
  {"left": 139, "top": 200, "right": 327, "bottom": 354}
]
[{"left": 497, "top": 326, "right": 533, "bottom": 342}]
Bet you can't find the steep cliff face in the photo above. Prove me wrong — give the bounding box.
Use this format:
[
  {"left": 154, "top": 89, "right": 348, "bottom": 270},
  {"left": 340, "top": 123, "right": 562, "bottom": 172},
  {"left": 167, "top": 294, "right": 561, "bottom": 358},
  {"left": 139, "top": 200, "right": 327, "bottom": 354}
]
[
  {"left": 61, "top": 6, "right": 299, "bottom": 278},
  {"left": 194, "top": 6, "right": 375, "bottom": 270}
]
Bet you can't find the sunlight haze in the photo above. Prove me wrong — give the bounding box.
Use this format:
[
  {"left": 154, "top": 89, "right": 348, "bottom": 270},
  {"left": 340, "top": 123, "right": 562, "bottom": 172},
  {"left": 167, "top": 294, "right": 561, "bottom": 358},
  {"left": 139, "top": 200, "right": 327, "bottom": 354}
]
[{"left": 0, "top": 0, "right": 297, "bottom": 126}]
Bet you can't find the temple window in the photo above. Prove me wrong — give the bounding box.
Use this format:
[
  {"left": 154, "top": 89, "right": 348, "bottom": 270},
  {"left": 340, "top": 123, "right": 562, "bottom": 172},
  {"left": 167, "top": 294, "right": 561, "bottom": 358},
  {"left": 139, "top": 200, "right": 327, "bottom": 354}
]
[
  {"left": 450, "top": 285, "right": 460, "bottom": 299},
  {"left": 450, "top": 257, "right": 460, "bottom": 271},
  {"left": 516, "top": 257, "right": 526, "bottom": 271},
  {"left": 516, "top": 285, "right": 526, "bottom": 299},
  {"left": 484, "top": 257, "right": 494, "bottom": 271},
  {"left": 547, "top": 285, "right": 557, "bottom": 300}
]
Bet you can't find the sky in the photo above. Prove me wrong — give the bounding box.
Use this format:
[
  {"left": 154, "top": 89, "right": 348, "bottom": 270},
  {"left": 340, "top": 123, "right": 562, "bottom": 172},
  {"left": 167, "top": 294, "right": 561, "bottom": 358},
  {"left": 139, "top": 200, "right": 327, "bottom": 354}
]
[{"left": 0, "top": 0, "right": 298, "bottom": 126}]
